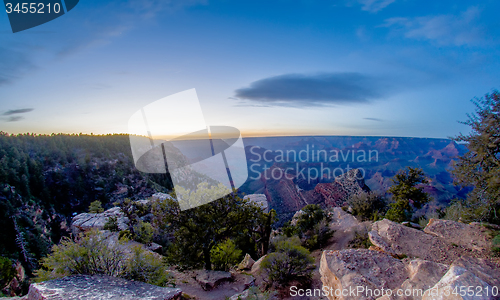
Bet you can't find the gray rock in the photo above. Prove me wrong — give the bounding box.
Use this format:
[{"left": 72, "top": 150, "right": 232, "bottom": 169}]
[
  {"left": 422, "top": 257, "right": 500, "bottom": 300},
  {"left": 370, "top": 219, "right": 465, "bottom": 264},
  {"left": 330, "top": 207, "right": 360, "bottom": 231},
  {"left": 241, "top": 274, "right": 256, "bottom": 290},
  {"left": 290, "top": 210, "right": 305, "bottom": 226},
  {"left": 424, "top": 219, "right": 491, "bottom": 252},
  {"left": 320, "top": 249, "right": 408, "bottom": 300},
  {"left": 195, "top": 270, "right": 233, "bottom": 291},
  {"left": 398, "top": 259, "right": 449, "bottom": 300},
  {"left": 27, "top": 275, "right": 182, "bottom": 300},
  {"left": 147, "top": 242, "right": 163, "bottom": 254},
  {"left": 250, "top": 255, "right": 267, "bottom": 275},
  {"left": 151, "top": 192, "right": 174, "bottom": 201},
  {"left": 238, "top": 253, "right": 255, "bottom": 270},
  {"left": 71, "top": 207, "right": 129, "bottom": 235},
  {"left": 243, "top": 194, "right": 268, "bottom": 213},
  {"left": 229, "top": 287, "right": 277, "bottom": 300}
]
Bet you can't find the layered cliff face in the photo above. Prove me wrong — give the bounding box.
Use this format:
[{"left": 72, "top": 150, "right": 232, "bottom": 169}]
[
  {"left": 240, "top": 136, "right": 469, "bottom": 223},
  {"left": 254, "top": 166, "right": 371, "bottom": 223}
]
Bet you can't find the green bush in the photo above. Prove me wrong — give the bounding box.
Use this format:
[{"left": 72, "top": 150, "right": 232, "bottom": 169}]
[
  {"left": 88, "top": 200, "right": 104, "bottom": 213},
  {"left": 124, "top": 245, "right": 175, "bottom": 287},
  {"left": 348, "top": 191, "right": 387, "bottom": 221},
  {"left": 210, "top": 239, "right": 242, "bottom": 271},
  {"left": 104, "top": 216, "right": 120, "bottom": 232},
  {"left": 261, "top": 237, "right": 314, "bottom": 289},
  {"left": 348, "top": 231, "right": 372, "bottom": 249},
  {"left": 133, "top": 221, "right": 153, "bottom": 244},
  {"left": 492, "top": 234, "right": 500, "bottom": 257},
  {"left": 119, "top": 229, "right": 133, "bottom": 241},
  {"left": 0, "top": 257, "right": 15, "bottom": 289},
  {"left": 284, "top": 204, "right": 334, "bottom": 250},
  {"left": 385, "top": 200, "right": 409, "bottom": 223},
  {"left": 35, "top": 230, "right": 173, "bottom": 287},
  {"left": 35, "top": 229, "right": 127, "bottom": 281}
]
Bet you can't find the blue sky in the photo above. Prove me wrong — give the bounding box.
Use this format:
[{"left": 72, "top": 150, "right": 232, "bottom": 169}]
[{"left": 1, "top": 0, "right": 499, "bottom": 138}]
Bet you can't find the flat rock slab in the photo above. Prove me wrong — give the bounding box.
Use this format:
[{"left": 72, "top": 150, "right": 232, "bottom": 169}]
[
  {"left": 370, "top": 219, "right": 472, "bottom": 264},
  {"left": 71, "top": 207, "right": 129, "bottom": 234},
  {"left": 422, "top": 257, "right": 500, "bottom": 300},
  {"left": 424, "top": 219, "right": 491, "bottom": 251},
  {"left": 195, "top": 270, "right": 232, "bottom": 291},
  {"left": 28, "top": 275, "right": 182, "bottom": 300},
  {"left": 320, "top": 249, "right": 408, "bottom": 300}
]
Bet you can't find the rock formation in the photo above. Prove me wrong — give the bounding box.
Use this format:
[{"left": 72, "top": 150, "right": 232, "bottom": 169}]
[
  {"left": 195, "top": 270, "right": 233, "bottom": 291},
  {"left": 28, "top": 275, "right": 182, "bottom": 300},
  {"left": 320, "top": 218, "right": 499, "bottom": 300},
  {"left": 71, "top": 206, "right": 129, "bottom": 235},
  {"left": 243, "top": 194, "right": 269, "bottom": 212}
]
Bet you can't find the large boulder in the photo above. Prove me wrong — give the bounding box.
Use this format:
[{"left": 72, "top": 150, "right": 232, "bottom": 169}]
[
  {"left": 320, "top": 249, "right": 408, "bottom": 300},
  {"left": 422, "top": 257, "right": 500, "bottom": 300},
  {"left": 238, "top": 253, "right": 255, "bottom": 270},
  {"left": 330, "top": 207, "right": 360, "bottom": 231},
  {"left": 243, "top": 194, "right": 269, "bottom": 213},
  {"left": 396, "top": 259, "right": 449, "bottom": 300},
  {"left": 250, "top": 255, "right": 267, "bottom": 274},
  {"left": 195, "top": 270, "right": 233, "bottom": 291},
  {"left": 28, "top": 275, "right": 182, "bottom": 299},
  {"left": 71, "top": 207, "right": 129, "bottom": 235},
  {"left": 369, "top": 219, "right": 468, "bottom": 264},
  {"left": 424, "top": 219, "right": 491, "bottom": 252}
]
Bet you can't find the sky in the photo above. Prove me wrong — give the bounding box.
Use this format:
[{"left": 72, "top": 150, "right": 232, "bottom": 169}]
[{"left": 1, "top": 0, "right": 500, "bottom": 139}]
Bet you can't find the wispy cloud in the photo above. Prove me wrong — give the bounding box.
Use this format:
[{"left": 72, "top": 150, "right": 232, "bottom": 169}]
[
  {"left": 3, "top": 108, "right": 34, "bottom": 115},
  {"left": 57, "top": 0, "right": 206, "bottom": 58},
  {"left": 364, "top": 117, "right": 383, "bottom": 122},
  {"left": 234, "top": 72, "right": 391, "bottom": 108},
  {"left": 382, "top": 7, "right": 484, "bottom": 46},
  {"left": 0, "top": 47, "right": 36, "bottom": 86},
  {"left": 1, "top": 108, "right": 33, "bottom": 122},
  {"left": 358, "top": 0, "right": 396, "bottom": 13},
  {"left": 6, "top": 116, "right": 24, "bottom": 122}
]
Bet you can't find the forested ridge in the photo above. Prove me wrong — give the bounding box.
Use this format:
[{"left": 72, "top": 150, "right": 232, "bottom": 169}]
[{"left": 0, "top": 132, "right": 171, "bottom": 274}]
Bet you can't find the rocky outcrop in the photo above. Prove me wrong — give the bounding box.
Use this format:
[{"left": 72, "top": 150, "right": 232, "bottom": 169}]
[
  {"left": 320, "top": 249, "right": 408, "bottom": 300},
  {"left": 369, "top": 219, "right": 480, "bottom": 264},
  {"left": 151, "top": 192, "right": 174, "bottom": 201},
  {"left": 422, "top": 256, "right": 500, "bottom": 300},
  {"left": 27, "top": 275, "right": 182, "bottom": 299},
  {"left": 424, "top": 219, "right": 491, "bottom": 251},
  {"left": 320, "top": 249, "right": 499, "bottom": 300},
  {"left": 397, "top": 259, "right": 449, "bottom": 300},
  {"left": 238, "top": 254, "right": 255, "bottom": 270},
  {"left": 250, "top": 255, "right": 267, "bottom": 274},
  {"left": 195, "top": 270, "right": 233, "bottom": 291},
  {"left": 309, "top": 169, "right": 371, "bottom": 208},
  {"left": 71, "top": 207, "right": 129, "bottom": 234},
  {"left": 243, "top": 194, "right": 269, "bottom": 212}
]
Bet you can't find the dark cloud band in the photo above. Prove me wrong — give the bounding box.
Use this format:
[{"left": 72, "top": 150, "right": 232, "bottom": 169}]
[
  {"left": 3, "top": 108, "right": 34, "bottom": 115},
  {"left": 234, "top": 72, "right": 387, "bottom": 107}
]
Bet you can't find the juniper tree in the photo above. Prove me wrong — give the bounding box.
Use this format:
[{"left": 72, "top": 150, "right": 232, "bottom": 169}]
[{"left": 452, "top": 90, "right": 500, "bottom": 223}]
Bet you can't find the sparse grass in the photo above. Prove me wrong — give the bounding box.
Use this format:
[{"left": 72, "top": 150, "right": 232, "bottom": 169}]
[{"left": 348, "top": 231, "right": 372, "bottom": 249}]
